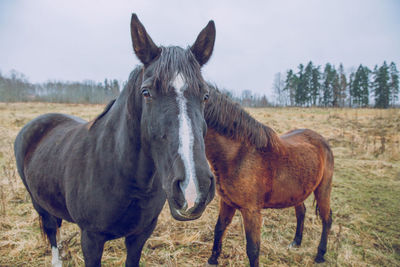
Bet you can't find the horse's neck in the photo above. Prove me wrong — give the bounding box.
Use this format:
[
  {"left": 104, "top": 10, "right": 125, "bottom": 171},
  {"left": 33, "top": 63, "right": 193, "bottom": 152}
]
[
  {"left": 205, "top": 125, "right": 285, "bottom": 168},
  {"left": 91, "top": 87, "right": 143, "bottom": 170},
  {"left": 205, "top": 91, "right": 283, "bottom": 152},
  {"left": 205, "top": 128, "right": 246, "bottom": 170}
]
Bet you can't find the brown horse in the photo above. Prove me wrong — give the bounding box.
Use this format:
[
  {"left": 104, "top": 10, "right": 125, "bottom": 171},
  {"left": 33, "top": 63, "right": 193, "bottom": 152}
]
[{"left": 204, "top": 87, "right": 334, "bottom": 267}]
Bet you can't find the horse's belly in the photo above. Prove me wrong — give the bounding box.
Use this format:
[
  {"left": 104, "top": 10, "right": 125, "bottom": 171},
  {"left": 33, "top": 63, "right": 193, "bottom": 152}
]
[
  {"left": 263, "top": 188, "right": 314, "bottom": 209},
  {"left": 25, "top": 171, "right": 73, "bottom": 221},
  {"left": 215, "top": 174, "right": 263, "bottom": 209},
  {"left": 264, "top": 170, "right": 322, "bottom": 209},
  {"left": 69, "top": 185, "right": 166, "bottom": 238}
]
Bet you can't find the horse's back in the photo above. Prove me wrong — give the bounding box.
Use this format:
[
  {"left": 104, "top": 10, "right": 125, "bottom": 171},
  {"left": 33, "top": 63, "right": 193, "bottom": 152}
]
[
  {"left": 281, "top": 129, "right": 332, "bottom": 156},
  {"left": 281, "top": 128, "right": 333, "bottom": 170},
  {"left": 14, "top": 113, "right": 86, "bottom": 186}
]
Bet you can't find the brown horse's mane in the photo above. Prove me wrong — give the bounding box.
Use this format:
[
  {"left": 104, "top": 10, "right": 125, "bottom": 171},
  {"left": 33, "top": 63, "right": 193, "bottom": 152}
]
[{"left": 205, "top": 85, "right": 283, "bottom": 153}]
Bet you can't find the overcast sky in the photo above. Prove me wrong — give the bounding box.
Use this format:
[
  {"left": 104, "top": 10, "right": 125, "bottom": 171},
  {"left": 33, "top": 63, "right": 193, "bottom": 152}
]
[{"left": 0, "top": 0, "right": 399, "bottom": 99}]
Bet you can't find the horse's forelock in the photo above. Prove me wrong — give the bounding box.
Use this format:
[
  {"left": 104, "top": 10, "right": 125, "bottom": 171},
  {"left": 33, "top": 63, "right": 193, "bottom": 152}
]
[{"left": 150, "top": 46, "right": 204, "bottom": 94}]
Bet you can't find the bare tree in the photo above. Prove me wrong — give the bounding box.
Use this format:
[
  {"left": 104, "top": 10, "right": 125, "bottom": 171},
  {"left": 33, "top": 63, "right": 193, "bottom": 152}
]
[{"left": 273, "top": 72, "right": 287, "bottom": 106}]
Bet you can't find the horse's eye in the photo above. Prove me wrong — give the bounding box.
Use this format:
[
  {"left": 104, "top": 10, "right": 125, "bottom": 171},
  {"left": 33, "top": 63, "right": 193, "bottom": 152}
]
[
  {"left": 141, "top": 89, "right": 151, "bottom": 98},
  {"left": 203, "top": 93, "right": 209, "bottom": 102}
]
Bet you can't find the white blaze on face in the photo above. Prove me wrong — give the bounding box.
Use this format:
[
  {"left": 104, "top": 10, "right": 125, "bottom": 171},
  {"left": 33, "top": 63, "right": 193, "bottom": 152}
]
[
  {"left": 173, "top": 73, "right": 198, "bottom": 210},
  {"left": 51, "top": 246, "right": 62, "bottom": 267}
]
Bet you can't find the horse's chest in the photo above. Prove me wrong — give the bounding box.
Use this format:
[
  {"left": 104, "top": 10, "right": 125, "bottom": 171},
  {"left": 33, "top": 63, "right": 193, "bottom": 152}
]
[
  {"left": 215, "top": 171, "right": 265, "bottom": 209},
  {"left": 111, "top": 196, "right": 165, "bottom": 237}
]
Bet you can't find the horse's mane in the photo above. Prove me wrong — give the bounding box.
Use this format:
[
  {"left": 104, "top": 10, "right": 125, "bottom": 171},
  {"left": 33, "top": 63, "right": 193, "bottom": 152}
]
[
  {"left": 205, "top": 85, "right": 283, "bottom": 153},
  {"left": 86, "top": 99, "right": 116, "bottom": 129}
]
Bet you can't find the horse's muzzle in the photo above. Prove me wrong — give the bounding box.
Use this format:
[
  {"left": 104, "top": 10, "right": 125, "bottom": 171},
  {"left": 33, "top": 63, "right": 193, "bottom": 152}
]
[{"left": 169, "top": 174, "right": 215, "bottom": 221}]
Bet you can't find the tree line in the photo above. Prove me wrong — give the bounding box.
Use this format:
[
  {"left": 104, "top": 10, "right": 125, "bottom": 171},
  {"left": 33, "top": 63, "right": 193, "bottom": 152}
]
[
  {"left": 274, "top": 61, "right": 399, "bottom": 108},
  {"left": 1, "top": 61, "right": 399, "bottom": 108},
  {"left": 0, "top": 69, "right": 273, "bottom": 107},
  {"left": 0, "top": 70, "right": 120, "bottom": 104},
  {"left": 218, "top": 88, "right": 272, "bottom": 108}
]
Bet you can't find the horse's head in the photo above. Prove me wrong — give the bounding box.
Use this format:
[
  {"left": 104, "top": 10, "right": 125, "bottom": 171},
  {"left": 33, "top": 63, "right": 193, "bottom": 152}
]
[{"left": 130, "top": 14, "right": 215, "bottom": 221}]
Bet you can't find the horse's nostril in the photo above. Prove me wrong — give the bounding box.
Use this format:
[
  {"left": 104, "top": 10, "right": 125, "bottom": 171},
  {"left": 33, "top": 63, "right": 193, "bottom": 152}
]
[
  {"left": 176, "top": 179, "right": 184, "bottom": 192},
  {"left": 172, "top": 179, "right": 186, "bottom": 209}
]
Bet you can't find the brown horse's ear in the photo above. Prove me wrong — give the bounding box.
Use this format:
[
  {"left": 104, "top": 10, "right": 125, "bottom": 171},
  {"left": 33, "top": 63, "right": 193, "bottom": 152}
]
[
  {"left": 130, "top": 13, "right": 161, "bottom": 66},
  {"left": 191, "top": 20, "right": 216, "bottom": 66}
]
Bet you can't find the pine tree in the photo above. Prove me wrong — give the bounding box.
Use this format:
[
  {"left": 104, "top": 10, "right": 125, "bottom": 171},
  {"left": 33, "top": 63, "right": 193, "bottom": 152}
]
[
  {"left": 332, "top": 71, "right": 340, "bottom": 107},
  {"left": 303, "top": 61, "right": 314, "bottom": 106},
  {"left": 373, "top": 61, "right": 390, "bottom": 108},
  {"left": 310, "top": 65, "right": 321, "bottom": 106},
  {"left": 284, "top": 69, "right": 297, "bottom": 106},
  {"left": 295, "top": 64, "right": 306, "bottom": 106},
  {"left": 359, "top": 66, "right": 370, "bottom": 107},
  {"left": 321, "top": 63, "right": 335, "bottom": 107},
  {"left": 351, "top": 65, "right": 369, "bottom": 107}
]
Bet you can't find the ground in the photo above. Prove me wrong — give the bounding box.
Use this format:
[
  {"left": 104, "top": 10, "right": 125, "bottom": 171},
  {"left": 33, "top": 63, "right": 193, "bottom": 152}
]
[{"left": 0, "top": 102, "right": 399, "bottom": 266}]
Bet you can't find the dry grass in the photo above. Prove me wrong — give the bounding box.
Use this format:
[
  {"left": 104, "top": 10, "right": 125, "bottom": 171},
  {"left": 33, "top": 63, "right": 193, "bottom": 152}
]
[{"left": 0, "top": 103, "right": 399, "bottom": 266}]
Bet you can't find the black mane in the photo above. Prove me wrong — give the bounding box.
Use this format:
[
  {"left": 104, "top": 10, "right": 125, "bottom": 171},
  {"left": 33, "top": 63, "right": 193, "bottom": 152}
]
[{"left": 205, "top": 85, "right": 282, "bottom": 152}]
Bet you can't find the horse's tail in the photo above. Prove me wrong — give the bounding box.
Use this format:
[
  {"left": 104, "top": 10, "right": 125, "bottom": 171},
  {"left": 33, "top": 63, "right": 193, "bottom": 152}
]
[
  {"left": 37, "top": 215, "right": 61, "bottom": 245},
  {"left": 314, "top": 135, "right": 334, "bottom": 221},
  {"left": 38, "top": 216, "right": 48, "bottom": 244}
]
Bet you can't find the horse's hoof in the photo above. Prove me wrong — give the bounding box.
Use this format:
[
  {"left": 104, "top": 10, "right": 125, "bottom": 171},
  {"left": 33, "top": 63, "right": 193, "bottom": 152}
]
[
  {"left": 207, "top": 258, "right": 218, "bottom": 266},
  {"left": 288, "top": 241, "right": 300, "bottom": 249},
  {"left": 314, "top": 255, "right": 325, "bottom": 263}
]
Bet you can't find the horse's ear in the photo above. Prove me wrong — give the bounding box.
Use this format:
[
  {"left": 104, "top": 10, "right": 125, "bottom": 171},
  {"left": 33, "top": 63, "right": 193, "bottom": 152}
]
[
  {"left": 130, "top": 13, "right": 161, "bottom": 66},
  {"left": 191, "top": 20, "right": 216, "bottom": 66}
]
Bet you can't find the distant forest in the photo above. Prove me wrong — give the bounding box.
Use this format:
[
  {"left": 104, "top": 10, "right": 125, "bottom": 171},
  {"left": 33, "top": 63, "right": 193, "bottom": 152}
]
[
  {"left": 273, "top": 61, "right": 399, "bottom": 108},
  {"left": 0, "top": 70, "right": 120, "bottom": 104},
  {"left": 0, "top": 61, "right": 399, "bottom": 108}
]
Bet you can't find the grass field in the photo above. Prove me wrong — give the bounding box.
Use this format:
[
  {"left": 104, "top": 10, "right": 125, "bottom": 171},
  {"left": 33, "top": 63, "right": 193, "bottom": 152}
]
[{"left": 0, "top": 102, "right": 399, "bottom": 266}]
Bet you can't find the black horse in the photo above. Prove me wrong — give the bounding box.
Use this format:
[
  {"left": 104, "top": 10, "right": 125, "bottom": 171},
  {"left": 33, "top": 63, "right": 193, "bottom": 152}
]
[{"left": 14, "top": 14, "right": 216, "bottom": 267}]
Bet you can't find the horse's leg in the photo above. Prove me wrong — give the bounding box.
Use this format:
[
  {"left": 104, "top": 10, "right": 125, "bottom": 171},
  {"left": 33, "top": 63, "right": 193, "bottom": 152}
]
[
  {"left": 125, "top": 217, "right": 158, "bottom": 267},
  {"left": 313, "top": 176, "right": 333, "bottom": 263},
  {"left": 208, "top": 199, "right": 236, "bottom": 265},
  {"left": 241, "top": 209, "right": 262, "bottom": 267},
  {"left": 288, "top": 202, "right": 306, "bottom": 248},
  {"left": 32, "top": 201, "right": 63, "bottom": 267},
  {"left": 42, "top": 214, "right": 63, "bottom": 267},
  {"left": 80, "top": 230, "right": 108, "bottom": 267}
]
